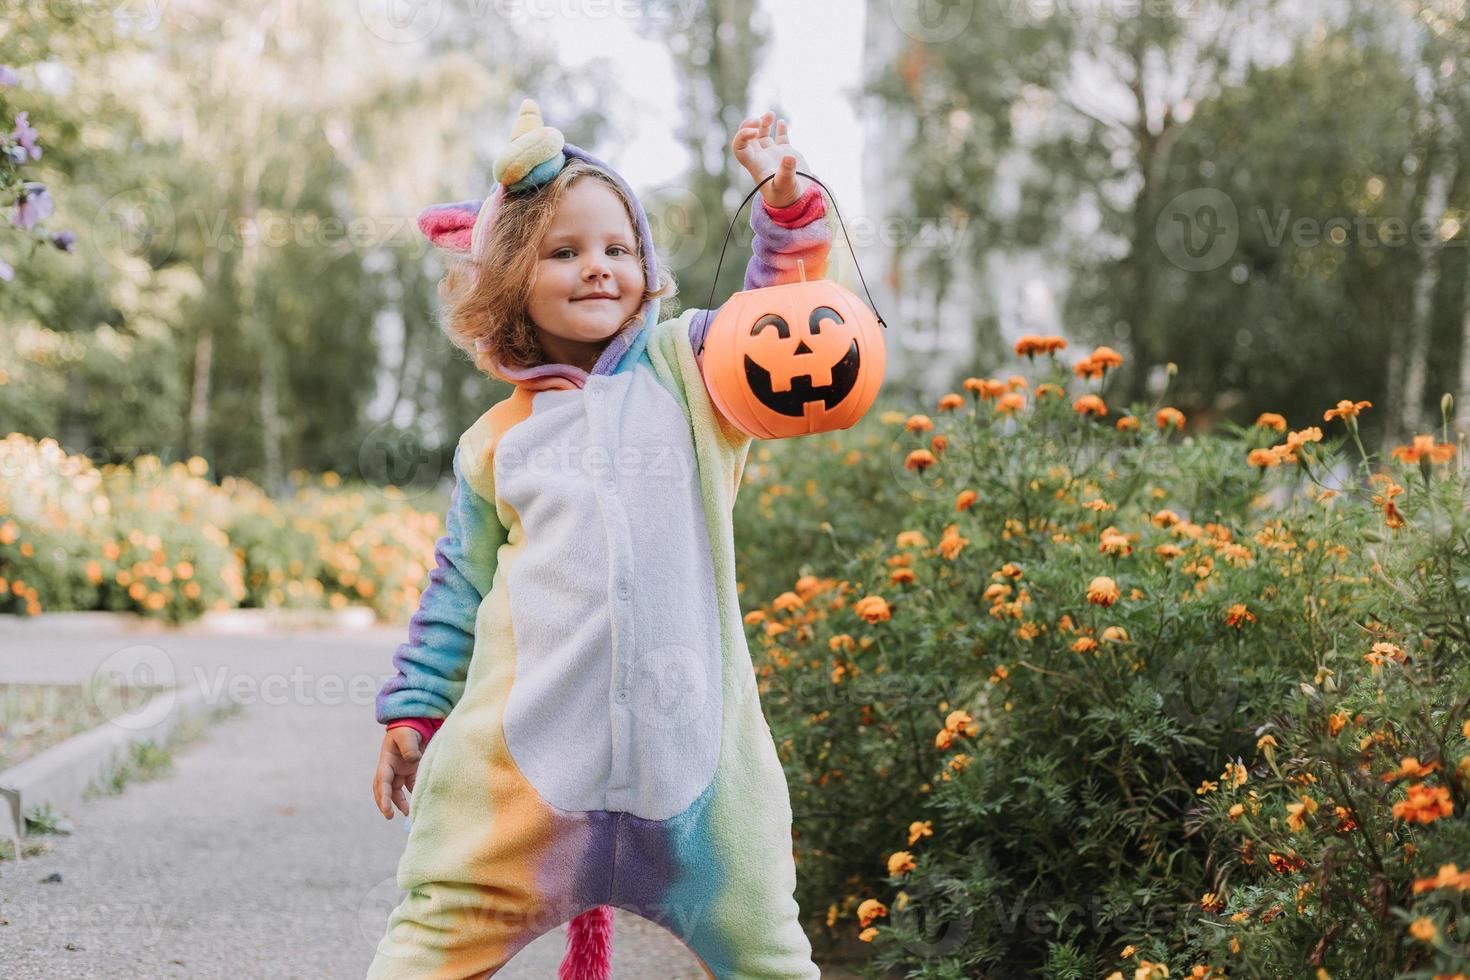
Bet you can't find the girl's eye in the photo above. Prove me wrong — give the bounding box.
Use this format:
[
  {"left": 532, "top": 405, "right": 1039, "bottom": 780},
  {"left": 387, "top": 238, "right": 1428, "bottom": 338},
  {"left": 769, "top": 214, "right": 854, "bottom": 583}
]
[{"left": 551, "top": 246, "right": 631, "bottom": 258}]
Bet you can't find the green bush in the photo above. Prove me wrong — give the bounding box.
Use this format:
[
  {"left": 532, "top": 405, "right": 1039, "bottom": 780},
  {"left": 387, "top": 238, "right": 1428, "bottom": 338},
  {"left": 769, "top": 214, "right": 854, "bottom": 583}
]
[
  {"left": 735, "top": 344, "right": 1468, "bottom": 978},
  {"left": 0, "top": 433, "right": 445, "bottom": 625}
]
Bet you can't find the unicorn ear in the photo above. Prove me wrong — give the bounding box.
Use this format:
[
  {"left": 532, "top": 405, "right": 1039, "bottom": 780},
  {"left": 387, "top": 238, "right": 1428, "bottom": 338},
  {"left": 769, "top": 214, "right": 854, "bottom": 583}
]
[{"left": 416, "top": 199, "right": 483, "bottom": 253}]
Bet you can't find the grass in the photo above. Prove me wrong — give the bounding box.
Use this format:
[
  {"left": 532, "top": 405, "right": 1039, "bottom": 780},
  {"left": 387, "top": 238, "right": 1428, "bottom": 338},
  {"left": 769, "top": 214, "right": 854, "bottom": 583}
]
[
  {"left": 83, "top": 699, "right": 243, "bottom": 800},
  {"left": 0, "top": 681, "right": 173, "bottom": 771},
  {"left": 0, "top": 698, "right": 243, "bottom": 862}
]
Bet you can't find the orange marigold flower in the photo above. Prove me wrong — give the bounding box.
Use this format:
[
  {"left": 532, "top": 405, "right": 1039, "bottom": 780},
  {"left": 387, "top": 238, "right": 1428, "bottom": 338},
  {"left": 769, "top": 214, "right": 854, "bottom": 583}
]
[
  {"left": 996, "top": 392, "right": 1026, "bottom": 414},
  {"left": 945, "top": 709, "right": 977, "bottom": 736},
  {"left": 938, "top": 524, "right": 969, "bottom": 560},
  {"left": 887, "top": 851, "right": 917, "bottom": 876},
  {"left": 1101, "top": 625, "right": 1129, "bottom": 643},
  {"left": 889, "top": 567, "right": 917, "bottom": 585},
  {"left": 1033, "top": 382, "right": 1064, "bottom": 400},
  {"left": 1072, "top": 636, "right": 1098, "bottom": 653},
  {"left": 1327, "top": 712, "right": 1347, "bottom": 737},
  {"left": 1087, "top": 575, "right": 1120, "bottom": 607},
  {"left": 773, "top": 591, "right": 804, "bottom": 612},
  {"left": 1391, "top": 434, "right": 1456, "bottom": 465},
  {"left": 1371, "top": 641, "right": 1406, "bottom": 665},
  {"left": 1074, "top": 394, "right": 1108, "bottom": 417},
  {"left": 1267, "top": 851, "right": 1305, "bottom": 874},
  {"left": 1383, "top": 756, "right": 1440, "bottom": 782},
  {"left": 896, "top": 530, "right": 928, "bottom": 548},
  {"left": 1255, "top": 412, "right": 1288, "bottom": 431},
  {"left": 1016, "top": 334, "right": 1067, "bottom": 358},
  {"left": 1099, "top": 526, "right": 1133, "bottom": 556},
  {"left": 1285, "top": 427, "right": 1324, "bottom": 451},
  {"left": 1225, "top": 603, "right": 1255, "bottom": 628},
  {"left": 857, "top": 898, "right": 888, "bottom": 927},
  {"left": 1090, "top": 345, "right": 1123, "bottom": 369},
  {"left": 829, "top": 633, "right": 855, "bottom": 652},
  {"left": 1015, "top": 334, "right": 1046, "bottom": 357},
  {"left": 1392, "top": 783, "right": 1454, "bottom": 824},
  {"left": 1323, "top": 399, "right": 1372, "bottom": 422},
  {"left": 1412, "top": 863, "right": 1470, "bottom": 894},
  {"left": 908, "top": 819, "right": 934, "bottom": 845},
  {"left": 999, "top": 562, "right": 1023, "bottom": 579},
  {"left": 1247, "top": 448, "right": 1281, "bottom": 468},
  {"left": 937, "top": 392, "right": 965, "bottom": 412},
  {"left": 1152, "top": 509, "right": 1181, "bottom": 528},
  {"left": 905, "top": 414, "right": 935, "bottom": 433},
  {"left": 858, "top": 926, "right": 878, "bottom": 942},
  {"left": 934, "top": 728, "right": 954, "bottom": 750},
  {"left": 962, "top": 377, "right": 985, "bottom": 394},
  {"left": 904, "top": 449, "right": 937, "bottom": 472},
  {"left": 955, "top": 489, "right": 978, "bottom": 511},
  {"left": 1285, "top": 794, "right": 1319, "bottom": 831},
  {"left": 1409, "top": 917, "right": 1438, "bottom": 942},
  {"left": 1200, "top": 891, "right": 1225, "bottom": 914},
  {"left": 1073, "top": 357, "right": 1104, "bottom": 380},
  {"left": 854, "top": 595, "right": 892, "bottom": 623},
  {"left": 744, "top": 610, "right": 767, "bottom": 625},
  {"left": 930, "top": 435, "right": 949, "bottom": 455},
  {"left": 1116, "top": 415, "right": 1140, "bottom": 432},
  {"left": 1007, "top": 374, "right": 1029, "bottom": 390},
  {"left": 1155, "top": 407, "right": 1186, "bottom": 430}
]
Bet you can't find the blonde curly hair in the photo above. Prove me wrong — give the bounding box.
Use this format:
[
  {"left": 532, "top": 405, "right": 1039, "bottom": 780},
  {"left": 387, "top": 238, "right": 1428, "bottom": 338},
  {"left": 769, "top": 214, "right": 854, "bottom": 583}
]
[{"left": 437, "top": 159, "right": 678, "bottom": 375}]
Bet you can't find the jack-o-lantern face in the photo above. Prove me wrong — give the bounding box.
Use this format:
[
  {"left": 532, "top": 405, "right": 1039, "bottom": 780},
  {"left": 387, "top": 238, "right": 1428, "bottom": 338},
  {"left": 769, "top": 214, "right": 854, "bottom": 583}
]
[
  {"left": 700, "top": 278, "right": 886, "bottom": 440},
  {"left": 743, "top": 306, "right": 861, "bottom": 416}
]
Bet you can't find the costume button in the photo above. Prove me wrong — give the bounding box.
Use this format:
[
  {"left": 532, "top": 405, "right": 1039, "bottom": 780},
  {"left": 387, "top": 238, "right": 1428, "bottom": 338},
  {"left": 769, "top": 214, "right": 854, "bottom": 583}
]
[
  {"left": 588, "top": 386, "right": 604, "bottom": 400},
  {"left": 615, "top": 689, "right": 630, "bottom": 704},
  {"left": 616, "top": 580, "right": 632, "bottom": 601}
]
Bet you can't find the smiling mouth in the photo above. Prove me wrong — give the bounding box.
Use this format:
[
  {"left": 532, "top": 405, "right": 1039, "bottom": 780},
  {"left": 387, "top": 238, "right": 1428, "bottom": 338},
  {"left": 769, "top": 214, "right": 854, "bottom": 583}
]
[{"left": 573, "top": 296, "right": 618, "bottom": 302}]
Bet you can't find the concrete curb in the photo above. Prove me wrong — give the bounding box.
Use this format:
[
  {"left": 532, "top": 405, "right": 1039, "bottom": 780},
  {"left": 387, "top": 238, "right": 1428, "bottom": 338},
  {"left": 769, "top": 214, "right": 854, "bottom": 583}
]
[
  {"left": 0, "top": 684, "right": 217, "bottom": 844},
  {"left": 0, "top": 606, "right": 379, "bottom": 635}
]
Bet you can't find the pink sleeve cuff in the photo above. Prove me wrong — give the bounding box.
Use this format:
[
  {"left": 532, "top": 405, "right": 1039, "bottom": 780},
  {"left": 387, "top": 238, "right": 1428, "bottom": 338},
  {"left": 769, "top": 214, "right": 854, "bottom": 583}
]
[
  {"left": 761, "top": 183, "right": 826, "bottom": 228},
  {"left": 386, "top": 716, "right": 445, "bottom": 748}
]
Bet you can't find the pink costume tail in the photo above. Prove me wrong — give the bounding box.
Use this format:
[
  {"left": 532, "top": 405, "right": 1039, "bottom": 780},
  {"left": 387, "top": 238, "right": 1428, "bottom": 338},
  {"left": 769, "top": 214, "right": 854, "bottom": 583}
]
[{"left": 558, "top": 905, "right": 613, "bottom": 980}]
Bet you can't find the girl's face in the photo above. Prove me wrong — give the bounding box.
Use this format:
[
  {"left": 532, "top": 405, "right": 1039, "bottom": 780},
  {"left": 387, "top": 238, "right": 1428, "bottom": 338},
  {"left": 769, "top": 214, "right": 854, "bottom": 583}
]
[{"left": 526, "top": 179, "right": 645, "bottom": 370}]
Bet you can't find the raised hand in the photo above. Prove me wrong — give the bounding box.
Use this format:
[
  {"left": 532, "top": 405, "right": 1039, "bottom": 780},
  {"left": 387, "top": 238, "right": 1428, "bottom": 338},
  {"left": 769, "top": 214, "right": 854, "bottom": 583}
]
[{"left": 732, "top": 110, "right": 812, "bottom": 210}]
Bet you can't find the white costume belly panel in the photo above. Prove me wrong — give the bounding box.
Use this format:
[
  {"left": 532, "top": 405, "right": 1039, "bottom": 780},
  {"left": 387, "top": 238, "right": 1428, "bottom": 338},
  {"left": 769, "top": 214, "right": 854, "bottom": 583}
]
[{"left": 494, "top": 364, "right": 723, "bottom": 820}]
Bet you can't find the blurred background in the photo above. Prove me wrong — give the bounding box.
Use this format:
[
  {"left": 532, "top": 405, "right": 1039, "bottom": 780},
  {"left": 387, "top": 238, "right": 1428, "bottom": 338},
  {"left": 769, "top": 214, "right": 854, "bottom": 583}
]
[{"left": 0, "top": 0, "right": 1465, "bottom": 490}]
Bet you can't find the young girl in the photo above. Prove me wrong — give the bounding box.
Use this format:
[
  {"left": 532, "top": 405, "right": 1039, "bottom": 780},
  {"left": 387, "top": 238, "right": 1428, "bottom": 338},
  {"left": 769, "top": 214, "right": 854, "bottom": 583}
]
[{"left": 368, "top": 99, "right": 833, "bottom": 978}]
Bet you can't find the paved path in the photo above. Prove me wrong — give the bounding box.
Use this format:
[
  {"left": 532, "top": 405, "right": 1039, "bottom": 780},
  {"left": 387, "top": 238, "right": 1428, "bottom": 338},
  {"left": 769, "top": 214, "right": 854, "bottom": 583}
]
[{"left": 0, "top": 625, "right": 749, "bottom": 978}]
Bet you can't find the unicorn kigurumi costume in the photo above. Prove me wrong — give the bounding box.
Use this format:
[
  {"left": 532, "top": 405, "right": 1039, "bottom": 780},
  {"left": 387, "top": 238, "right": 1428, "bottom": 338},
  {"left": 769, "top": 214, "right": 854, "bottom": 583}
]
[{"left": 368, "top": 100, "right": 832, "bottom": 978}]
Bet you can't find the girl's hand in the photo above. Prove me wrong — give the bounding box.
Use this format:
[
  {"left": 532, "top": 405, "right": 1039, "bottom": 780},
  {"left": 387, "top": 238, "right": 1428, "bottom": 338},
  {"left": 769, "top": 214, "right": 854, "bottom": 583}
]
[
  {"left": 732, "top": 110, "right": 811, "bottom": 210},
  {"left": 372, "top": 727, "right": 423, "bottom": 820}
]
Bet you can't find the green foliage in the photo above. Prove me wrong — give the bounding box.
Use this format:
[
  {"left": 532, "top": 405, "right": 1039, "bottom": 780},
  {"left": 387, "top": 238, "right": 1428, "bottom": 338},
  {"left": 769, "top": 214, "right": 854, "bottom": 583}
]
[
  {"left": 735, "top": 347, "right": 1469, "bottom": 976},
  {"left": 0, "top": 433, "right": 446, "bottom": 624}
]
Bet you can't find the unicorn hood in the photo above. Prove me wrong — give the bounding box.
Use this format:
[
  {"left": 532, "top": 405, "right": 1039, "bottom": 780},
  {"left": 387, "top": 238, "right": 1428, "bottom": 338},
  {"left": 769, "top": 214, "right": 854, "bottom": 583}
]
[{"left": 415, "top": 98, "right": 661, "bottom": 391}]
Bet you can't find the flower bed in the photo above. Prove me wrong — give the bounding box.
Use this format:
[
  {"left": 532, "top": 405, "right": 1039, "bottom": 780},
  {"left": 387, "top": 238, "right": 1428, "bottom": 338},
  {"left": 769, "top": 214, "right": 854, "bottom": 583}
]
[{"left": 736, "top": 340, "right": 1468, "bottom": 978}]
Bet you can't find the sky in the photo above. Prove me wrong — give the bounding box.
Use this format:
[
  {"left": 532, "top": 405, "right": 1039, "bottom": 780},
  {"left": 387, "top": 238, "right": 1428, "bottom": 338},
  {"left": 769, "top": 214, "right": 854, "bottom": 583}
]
[{"left": 541, "top": 0, "right": 868, "bottom": 218}]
